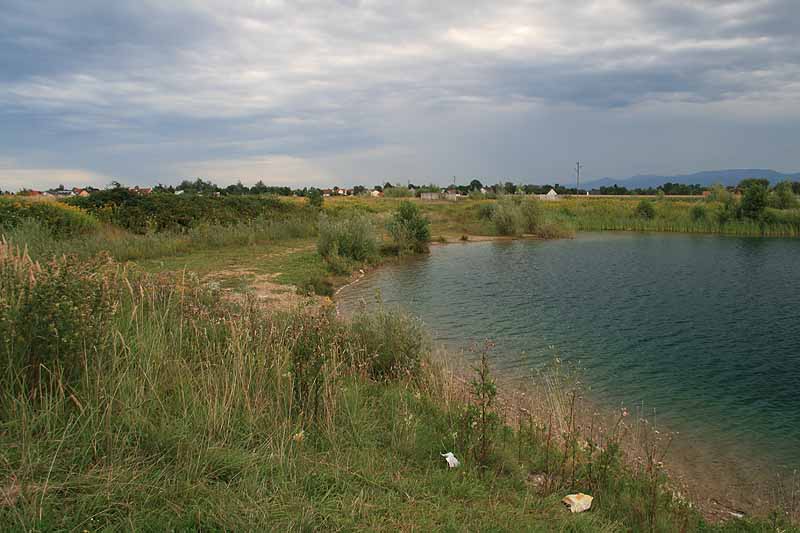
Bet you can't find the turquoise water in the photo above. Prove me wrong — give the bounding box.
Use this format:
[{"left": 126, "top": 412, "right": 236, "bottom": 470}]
[{"left": 339, "top": 233, "right": 800, "bottom": 477}]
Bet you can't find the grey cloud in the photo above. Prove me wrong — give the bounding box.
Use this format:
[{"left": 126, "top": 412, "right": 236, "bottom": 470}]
[{"left": 1, "top": 0, "right": 799, "bottom": 187}]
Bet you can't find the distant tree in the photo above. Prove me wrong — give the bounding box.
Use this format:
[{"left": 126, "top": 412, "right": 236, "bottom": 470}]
[
  {"left": 307, "top": 188, "right": 324, "bottom": 209},
  {"left": 503, "top": 181, "right": 517, "bottom": 194},
  {"left": 383, "top": 182, "right": 394, "bottom": 190},
  {"left": 469, "top": 179, "right": 483, "bottom": 191},
  {"left": 792, "top": 182, "right": 800, "bottom": 195},
  {"left": 770, "top": 181, "right": 798, "bottom": 210},
  {"left": 250, "top": 180, "right": 268, "bottom": 195},
  {"left": 739, "top": 183, "right": 768, "bottom": 219},
  {"left": 373, "top": 185, "right": 383, "bottom": 192},
  {"left": 738, "top": 178, "right": 770, "bottom": 192},
  {"left": 353, "top": 185, "right": 366, "bottom": 195},
  {"left": 225, "top": 181, "right": 249, "bottom": 195}
]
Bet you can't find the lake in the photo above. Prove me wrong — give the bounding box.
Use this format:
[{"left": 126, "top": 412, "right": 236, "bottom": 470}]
[{"left": 338, "top": 232, "right": 800, "bottom": 497}]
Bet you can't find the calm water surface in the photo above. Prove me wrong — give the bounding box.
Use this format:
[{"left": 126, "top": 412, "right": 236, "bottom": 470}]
[{"left": 339, "top": 233, "right": 800, "bottom": 477}]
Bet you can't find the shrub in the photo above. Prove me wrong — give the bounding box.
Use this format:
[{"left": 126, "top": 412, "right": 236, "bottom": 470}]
[
  {"left": 478, "top": 203, "right": 496, "bottom": 220},
  {"left": 491, "top": 198, "right": 539, "bottom": 236},
  {"left": 0, "top": 242, "right": 118, "bottom": 391},
  {"left": 634, "top": 200, "right": 656, "bottom": 219},
  {"left": 716, "top": 196, "right": 738, "bottom": 225},
  {"left": 383, "top": 186, "right": 413, "bottom": 198},
  {"left": 298, "top": 273, "right": 334, "bottom": 297},
  {"left": 689, "top": 204, "right": 707, "bottom": 222},
  {"left": 740, "top": 183, "right": 768, "bottom": 220},
  {"left": 317, "top": 213, "right": 378, "bottom": 273},
  {"left": 492, "top": 198, "right": 523, "bottom": 236},
  {"left": 347, "top": 306, "right": 429, "bottom": 380},
  {"left": 518, "top": 199, "right": 541, "bottom": 233},
  {"left": 705, "top": 183, "right": 732, "bottom": 203},
  {"left": 0, "top": 197, "right": 99, "bottom": 237},
  {"left": 770, "top": 181, "right": 798, "bottom": 210},
  {"left": 307, "top": 188, "right": 324, "bottom": 209},
  {"left": 67, "top": 189, "right": 299, "bottom": 234},
  {"left": 387, "top": 201, "right": 430, "bottom": 254}
]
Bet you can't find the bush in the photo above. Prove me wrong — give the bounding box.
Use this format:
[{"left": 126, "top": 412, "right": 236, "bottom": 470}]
[
  {"left": 383, "top": 186, "right": 413, "bottom": 198},
  {"left": 347, "top": 306, "right": 429, "bottom": 380},
  {"left": 0, "top": 243, "right": 118, "bottom": 391},
  {"left": 705, "top": 183, "right": 731, "bottom": 203},
  {"left": 740, "top": 183, "right": 768, "bottom": 220},
  {"left": 492, "top": 199, "right": 523, "bottom": 236},
  {"left": 634, "top": 200, "right": 656, "bottom": 219},
  {"left": 491, "top": 198, "right": 540, "bottom": 236},
  {"left": 307, "top": 188, "right": 324, "bottom": 209},
  {"left": 317, "top": 213, "right": 379, "bottom": 273},
  {"left": 689, "top": 204, "right": 707, "bottom": 222},
  {"left": 0, "top": 197, "right": 99, "bottom": 237},
  {"left": 387, "top": 201, "right": 430, "bottom": 254},
  {"left": 68, "top": 189, "right": 299, "bottom": 234},
  {"left": 298, "top": 273, "right": 334, "bottom": 297},
  {"left": 478, "top": 203, "right": 496, "bottom": 220},
  {"left": 770, "top": 181, "right": 798, "bottom": 210}
]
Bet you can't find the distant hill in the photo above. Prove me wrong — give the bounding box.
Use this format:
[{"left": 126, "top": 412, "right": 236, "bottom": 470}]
[{"left": 584, "top": 169, "right": 800, "bottom": 190}]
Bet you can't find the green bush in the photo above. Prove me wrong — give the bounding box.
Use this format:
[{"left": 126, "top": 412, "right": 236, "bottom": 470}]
[
  {"left": 689, "top": 204, "right": 707, "bottom": 222},
  {"left": 387, "top": 201, "right": 430, "bottom": 254},
  {"left": 770, "top": 181, "right": 798, "bottom": 210},
  {"left": 0, "top": 244, "right": 118, "bottom": 391},
  {"left": 478, "top": 203, "right": 496, "bottom": 220},
  {"left": 307, "top": 188, "right": 324, "bottom": 209},
  {"left": 383, "top": 186, "right": 414, "bottom": 198},
  {"left": 317, "top": 213, "right": 379, "bottom": 273},
  {"left": 740, "top": 183, "right": 768, "bottom": 220},
  {"left": 67, "top": 189, "right": 300, "bottom": 234},
  {"left": 347, "top": 306, "right": 429, "bottom": 380},
  {"left": 298, "top": 273, "right": 334, "bottom": 297},
  {"left": 634, "top": 199, "right": 656, "bottom": 219},
  {"left": 0, "top": 197, "right": 99, "bottom": 236},
  {"left": 491, "top": 198, "right": 539, "bottom": 236}
]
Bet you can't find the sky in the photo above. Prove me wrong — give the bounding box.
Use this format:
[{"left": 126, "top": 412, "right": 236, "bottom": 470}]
[{"left": 2, "top": 0, "right": 800, "bottom": 191}]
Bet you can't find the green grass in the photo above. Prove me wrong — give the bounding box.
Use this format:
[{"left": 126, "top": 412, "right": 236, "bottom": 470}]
[
  {"left": 2, "top": 219, "right": 799, "bottom": 531},
  {"left": 539, "top": 197, "right": 800, "bottom": 237}
]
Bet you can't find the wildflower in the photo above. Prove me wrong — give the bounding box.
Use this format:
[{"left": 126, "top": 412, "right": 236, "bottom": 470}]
[{"left": 292, "top": 430, "right": 305, "bottom": 443}]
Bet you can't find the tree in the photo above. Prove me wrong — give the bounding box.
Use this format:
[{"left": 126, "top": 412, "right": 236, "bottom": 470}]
[
  {"left": 469, "top": 179, "right": 483, "bottom": 191},
  {"left": 307, "top": 188, "right": 324, "bottom": 209},
  {"left": 353, "top": 185, "right": 366, "bottom": 195},
  {"left": 740, "top": 183, "right": 768, "bottom": 219},
  {"left": 738, "top": 178, "right": 770, "bottom": 192},
  {"left": 770, "top": 181, "right": 798, "bottom": 210}
]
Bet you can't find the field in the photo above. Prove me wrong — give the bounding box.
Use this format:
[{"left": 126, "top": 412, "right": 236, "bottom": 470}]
[{"left": 1, "top": 193, "right": 799, "bottom": 530}]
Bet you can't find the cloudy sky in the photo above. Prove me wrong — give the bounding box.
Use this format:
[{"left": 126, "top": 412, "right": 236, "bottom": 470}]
[{"left": 2, "top": 0, "right": 800, "bottom": 190}]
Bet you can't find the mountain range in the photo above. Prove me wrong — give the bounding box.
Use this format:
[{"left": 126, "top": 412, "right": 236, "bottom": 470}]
[{"left": 582, "top": 169, "right": 800, "bottom": 190}]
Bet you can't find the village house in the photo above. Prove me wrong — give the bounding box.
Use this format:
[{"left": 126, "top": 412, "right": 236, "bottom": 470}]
[{"left": 420, "top": 192, "right": 440, "bottom": 200}]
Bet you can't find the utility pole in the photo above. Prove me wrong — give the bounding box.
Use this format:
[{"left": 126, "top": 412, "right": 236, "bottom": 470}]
[{"left": 576, "top": 161, "right": 583, "bottom": 195}]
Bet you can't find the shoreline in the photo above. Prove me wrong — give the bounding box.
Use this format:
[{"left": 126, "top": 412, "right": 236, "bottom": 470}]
[{"left": 332, "top": 235, "right": 794, "bottom": 524}]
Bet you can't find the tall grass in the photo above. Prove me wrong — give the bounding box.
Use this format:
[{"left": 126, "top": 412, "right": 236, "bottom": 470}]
[
  {"left": 317, "top": 213, "right": 379, "bottom": 273},
  {"left": 544, "top": 198, "right": 800, "bottom": 237},
  {"left": 0, "top": 215, "right": 317, "bottom": 263}
]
